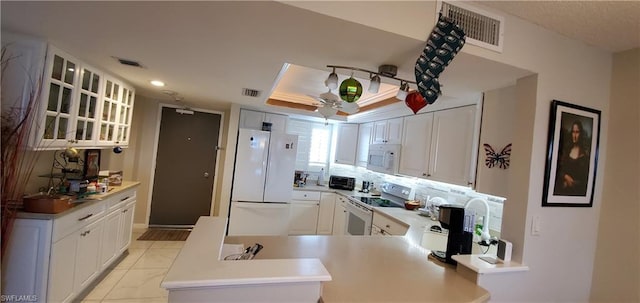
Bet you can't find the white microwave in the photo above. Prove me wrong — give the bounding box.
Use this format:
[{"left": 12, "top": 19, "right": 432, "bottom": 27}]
[{"left": 367, "top": 144, "right": 401, "bottom": 175}]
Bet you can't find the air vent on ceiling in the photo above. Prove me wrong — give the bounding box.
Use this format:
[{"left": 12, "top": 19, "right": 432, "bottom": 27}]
[
  {"left": 113, "top": 56, "right": 144, "bottom": 68},
  {"left": 242, "top": 88, "right": 261, "bottom": 97},
  {"left": 440, "top": 1, "right": 504, "bottom": 53}
]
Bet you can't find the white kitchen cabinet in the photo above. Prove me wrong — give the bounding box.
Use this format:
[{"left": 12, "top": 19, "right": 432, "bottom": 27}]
[
  {"left": 316, "top": 193, "right": 336, "bottom": 235},
  {"left": 372, "top": 212, "right": 408, "bottom": 236},
  {"left": 1, "top": 38, "right": 135, "bottom": 150},
  {"left": 100, "top": 209, "right": 121, "bottom": 268},
  {"left": 372, "top": 117, "right": 403, "bottom": 145},
  {"left": 239, "top": 109, "right": 288, "bottom": 132},
  {"left": 97, "top": 77, "right": 135, "bottom": 147},
  {"left": 429, "top": 106, "right": 476, "bottom": 186},
  {"left": 290, "top": 191, "right": 320, "bottom": 235},
  {"left": 73, "top": 63, "right": 103, "bottom": 145},
  {"left": 332, "top": 196, "right": 347, "bottom": 235},
  {"left": 118, "top": 200, "right": 136, "bottom": 252},
  {"left": 289, "top": 200, "right": 319, "bottom": 235},
  {"left": 399, "top": 113, "right": 434, "bottom": 178},
  {"left": 101, "top": 190, "right": 136, "bottom": 269},
  {"left": 49, "top": 231, "right": 77, "bottom": 303},
  {"left": 36, "top": 46, "right": 83, "bottom": 149},
  {"left": 399, "top": 105, "right": 476, "bottom": 186},
  {"left": 334, "top": 124, "right": 359, "bottom": 165},
  {"left": 356, "top": 122, "right": 373, "bottom": 167},
  {"left": 74, "top": 219, "right": 104, "bottom": 292},
  {"left": 1, "top": 186, "right": 138, "bottom": 303}
]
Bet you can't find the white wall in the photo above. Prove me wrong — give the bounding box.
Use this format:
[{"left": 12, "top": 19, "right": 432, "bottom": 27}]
[
  {"left": 475, "top": 86, "right": 517, "bottom": 198},
  {"left": 590, "top": 48, "right": 640, "bottom": 302},
  {"left": 288, "top": 2, "right": 614, "bottom": 301}
]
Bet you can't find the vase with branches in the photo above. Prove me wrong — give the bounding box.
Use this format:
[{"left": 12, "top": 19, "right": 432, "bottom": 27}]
[{"left": 1, "top": 44, "right": 45, "bottom": 259}]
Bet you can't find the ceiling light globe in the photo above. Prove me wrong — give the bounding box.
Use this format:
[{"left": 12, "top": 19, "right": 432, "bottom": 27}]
[
  {"left": 396, "top": 83, "right": 410, "bottom": 101},
  {"left": 368, "top": 75, "right": 381, "bottom": 94},
  {"left": 318, "top": 105, "right": 338, "bottom": 118},
  {"left": 325, "top": 72, "right": 339, "bottom": 90},
  {"left": 339, "top": 77, "right": 363, "bottom": 103}
]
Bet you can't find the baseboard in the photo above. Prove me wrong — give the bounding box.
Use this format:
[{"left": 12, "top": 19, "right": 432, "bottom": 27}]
[{"left": 133, "top": 223, "right": 148, "bottom": 230}]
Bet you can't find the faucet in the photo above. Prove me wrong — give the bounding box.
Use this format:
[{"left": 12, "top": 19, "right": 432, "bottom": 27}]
[{"left": 464, "top": 197, "right": 491, "bottom": 241}]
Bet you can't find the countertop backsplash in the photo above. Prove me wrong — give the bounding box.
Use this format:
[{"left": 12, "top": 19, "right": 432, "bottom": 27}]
[{"left": 329, "top": 163, "right": 505, "bottom": 232}]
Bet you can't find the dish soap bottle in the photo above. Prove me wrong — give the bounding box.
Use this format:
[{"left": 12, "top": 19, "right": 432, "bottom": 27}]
[{"left": 317, "top": 168, "right": 324, "bottom": 186}]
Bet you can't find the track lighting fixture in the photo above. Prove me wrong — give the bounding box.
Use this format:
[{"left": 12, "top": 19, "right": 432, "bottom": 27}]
[
  {"left": 395, "top": 82, "right": 410, "bottom": 100},
  {"left": 324, "top": 65, "right": 417, "bottom": 100},
  {"left": 368, "top": 74, "right": 381, "bottom": 94},
  {"left": 324, "top": 67, "right": 339, "bottom": 90}
]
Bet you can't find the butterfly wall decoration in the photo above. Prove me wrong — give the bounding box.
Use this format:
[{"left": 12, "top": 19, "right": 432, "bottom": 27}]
[{"left": 483, "top": 143, "right": 512, "bottom": 169}]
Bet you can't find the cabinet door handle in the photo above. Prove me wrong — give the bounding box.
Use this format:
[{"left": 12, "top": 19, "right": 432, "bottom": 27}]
[
  {"left": 120, "top": 196, "right": 130, "bottom": 202},
  {"left": 122, "top": 209, "right": 128, "bottom": 213},
  {"left": 78, "top": 213, "right": 93, "bottom": 221},
  {"left": 386, "top": 224, "right": 391, "bottom": 228}
]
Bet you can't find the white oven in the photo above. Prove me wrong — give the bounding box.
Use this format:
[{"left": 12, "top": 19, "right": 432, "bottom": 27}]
[
  {"left": 344, "top": 198, "right": 372, "bottom": 235},
  {"left": 367, "top": 144, "right": 400, "bottom": 175}
]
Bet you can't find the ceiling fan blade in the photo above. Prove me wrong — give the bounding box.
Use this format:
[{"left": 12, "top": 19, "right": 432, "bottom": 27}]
[{"left": 306, "top": 94, "right": 328, "bottom": 104}]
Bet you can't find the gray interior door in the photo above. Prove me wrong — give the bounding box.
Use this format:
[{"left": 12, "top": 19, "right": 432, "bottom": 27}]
[{"left": 149, "top": 107, "right": 221, "bottom": 227}]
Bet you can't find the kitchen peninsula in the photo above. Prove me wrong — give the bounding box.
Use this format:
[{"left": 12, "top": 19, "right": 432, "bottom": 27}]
[{"left": 162, "top": 216, "right": 489, "bottom": 302}]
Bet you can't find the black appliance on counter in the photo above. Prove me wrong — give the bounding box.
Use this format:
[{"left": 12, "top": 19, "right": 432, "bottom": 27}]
[
  {"left": 431, "top": 205, "right": 473, "bottom": 265},
  {"left": 328, "top": 175, "right": 355, "bottom": 190}
]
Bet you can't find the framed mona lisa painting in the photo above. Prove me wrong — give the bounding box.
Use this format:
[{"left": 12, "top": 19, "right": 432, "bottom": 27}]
[{"left": 543, "top": 100, "right": 601, "bottom": 207}]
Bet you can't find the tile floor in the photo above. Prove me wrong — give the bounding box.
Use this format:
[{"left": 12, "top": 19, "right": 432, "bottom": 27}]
[{"left": 77, "top": 228, "right": 183, "bottom": 303}]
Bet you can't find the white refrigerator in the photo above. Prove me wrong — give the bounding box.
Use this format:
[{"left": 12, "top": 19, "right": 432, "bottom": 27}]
[{"left": 228, "top": 129, "right": 298, "bottom": 235}]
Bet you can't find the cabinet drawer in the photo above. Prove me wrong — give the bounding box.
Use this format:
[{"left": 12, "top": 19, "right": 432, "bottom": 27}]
[
  {"left": 291, "top": 191, "right": 321, "bottom": 201},
  {"left": 372, "top": 212, "right": 409, "bottom": 236},
  {"left": 106, "top": 189, "right": 137, "bottom": 210},
  {"left": 53, "top": 201, "right": 105, "bottom": 242}
]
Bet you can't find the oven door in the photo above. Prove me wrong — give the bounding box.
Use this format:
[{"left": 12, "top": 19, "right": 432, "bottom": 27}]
[{"left": 344, "top": 200, "right": 372, "bottom": 236}]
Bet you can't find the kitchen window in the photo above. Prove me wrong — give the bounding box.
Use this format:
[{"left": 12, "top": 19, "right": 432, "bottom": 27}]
[{"left": 287, "top": 119, "right": 333, "bottom": 173}]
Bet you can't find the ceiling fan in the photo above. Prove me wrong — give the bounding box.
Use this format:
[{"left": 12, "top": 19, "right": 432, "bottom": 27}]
[{"left": 307, "top": 90, "right": 360, "bottom": 116}]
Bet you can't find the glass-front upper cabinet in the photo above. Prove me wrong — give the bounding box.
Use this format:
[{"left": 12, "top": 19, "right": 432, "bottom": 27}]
[
  {"left": 37, "top": 47, "right": 81, "bottom": 149},
  {"left": 98, "top": 77, "right": 120, "bottom": 145},
  {"left": 97, "top": 77, "right": 134, "bottom": 147},
  {"left": 116, "top": 85, "right": 135, "bottom": 146},
  {"left": 4, "top": 39, "right": 135, "bottom": 150},
  {"left": 74, "top": 65, "right": 102, "bottom": 145}
]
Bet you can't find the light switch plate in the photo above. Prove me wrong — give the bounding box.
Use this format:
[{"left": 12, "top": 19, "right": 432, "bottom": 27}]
[{"left": 531, "top": 216, "right": 541, "bottom": 236}]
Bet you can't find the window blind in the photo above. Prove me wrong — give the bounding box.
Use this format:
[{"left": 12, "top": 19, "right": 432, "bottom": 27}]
[{"left": 287, "top": 119, "right": 333, "bottom": 172}]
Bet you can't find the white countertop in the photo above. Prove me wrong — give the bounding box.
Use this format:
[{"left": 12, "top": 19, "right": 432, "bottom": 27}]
[
  {"left": 16, "top": 181, "right": 140, "bottom": 220},
  {"left": 161, "top": 217, "right": 331, "bottom": 289},
  {"left": 452, "top": 255, "right": 529, "bottom": 274},
  {"left": 225, "top": 234, "right": 490, "bottom": 302}
]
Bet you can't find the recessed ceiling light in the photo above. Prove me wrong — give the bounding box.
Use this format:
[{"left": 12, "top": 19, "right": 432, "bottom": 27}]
[{"left": 150, "top": 80, "right": 165, "bottom": 87}]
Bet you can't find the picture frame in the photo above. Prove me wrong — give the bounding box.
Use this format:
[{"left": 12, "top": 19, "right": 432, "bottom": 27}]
[
  {"left": 84, "top": 149, "right": 101, "bottom": 180},
  {"left": 542, "top": 100, "right": 601, "bottom": 207}
]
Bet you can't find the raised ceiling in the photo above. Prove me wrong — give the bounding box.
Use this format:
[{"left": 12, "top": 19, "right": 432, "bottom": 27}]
[{"left": 2, "top": 1, "right": 633, "bottom": 119}]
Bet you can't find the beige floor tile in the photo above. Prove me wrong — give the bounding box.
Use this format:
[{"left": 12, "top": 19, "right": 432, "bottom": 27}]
[
  {"left": 129, "top": 240, "right": 155, "bottom": 249},
  {"left": 82, "top": 269, "right": 128, "bottom": 301},
  {"left": 111, "top": 248, "right": 147, "bottom": 270},
  {"left": 104, "top": 268, "right": 168, "bottom": 300},
  {"left": 150, "top": 241, "right": 185, "bottom": 249},
  {"left": 131, "top": 248, "right": 181, "bottom": 269}
]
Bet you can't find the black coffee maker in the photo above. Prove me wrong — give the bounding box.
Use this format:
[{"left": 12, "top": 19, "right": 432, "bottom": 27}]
[{"left": 431, "top": 204, "right": 473, "bottom": 265}]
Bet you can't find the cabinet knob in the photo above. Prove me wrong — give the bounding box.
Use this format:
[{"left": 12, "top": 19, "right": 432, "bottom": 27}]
[
  {"left": 422, "top": 173, "right": 427, "bottom": 176},
  {"left": 385, "top": 224, "right": 391, "bottom": 228}
]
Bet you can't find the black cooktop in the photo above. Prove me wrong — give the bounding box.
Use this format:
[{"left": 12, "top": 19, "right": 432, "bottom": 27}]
[{"left": 354, "top": 196, "right": 403, "bottom": 208}]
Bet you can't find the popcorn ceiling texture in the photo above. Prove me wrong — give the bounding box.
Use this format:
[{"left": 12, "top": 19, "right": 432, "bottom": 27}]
[{"left": 481, "top": 1, "right": 640, "bottom": 52}]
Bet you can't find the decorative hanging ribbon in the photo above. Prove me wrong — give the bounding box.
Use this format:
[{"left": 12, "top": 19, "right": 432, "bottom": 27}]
[{"left": 415, "top": 14, "right": 466, "bottom": 105}]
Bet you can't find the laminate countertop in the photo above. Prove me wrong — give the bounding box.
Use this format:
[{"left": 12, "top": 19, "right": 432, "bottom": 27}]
[
  {"left": 225, "top": 234, "right": 490, "bottom": 302},
  {"left": 16, "top": 181, "right": 140, "bottom": 220}
]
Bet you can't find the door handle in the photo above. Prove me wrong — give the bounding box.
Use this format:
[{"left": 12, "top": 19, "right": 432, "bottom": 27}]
[{"left": 204, "top": 172, "right": 209, "bottom": 178}]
